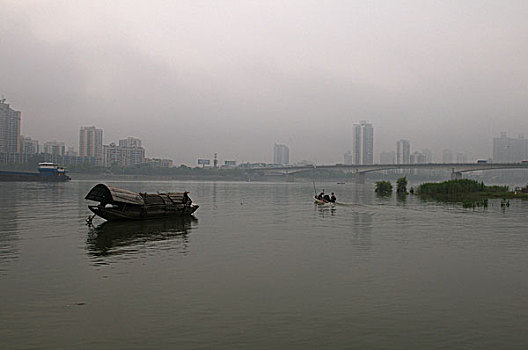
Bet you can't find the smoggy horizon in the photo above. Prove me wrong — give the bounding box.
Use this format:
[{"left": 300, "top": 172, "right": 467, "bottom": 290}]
[{"left": 2, "top": 1, "right": 527, "bottom": 165}]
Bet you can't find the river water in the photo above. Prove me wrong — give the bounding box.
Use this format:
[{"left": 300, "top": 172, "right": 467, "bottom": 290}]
[{"left": 1, "top": 180, "right": 527, "bottom": 349}]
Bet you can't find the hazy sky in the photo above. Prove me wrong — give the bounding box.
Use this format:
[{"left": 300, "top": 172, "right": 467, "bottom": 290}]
[{"left": 2, "top": 0, "right": 527, "bottom": 165}]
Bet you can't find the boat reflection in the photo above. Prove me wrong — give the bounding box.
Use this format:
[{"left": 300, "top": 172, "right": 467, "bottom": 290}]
[{"left": 86, "top": 217, "right": 197, "bottom": 264}]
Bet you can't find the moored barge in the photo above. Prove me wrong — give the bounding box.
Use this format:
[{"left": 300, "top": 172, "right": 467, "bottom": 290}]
[{"left": 0, "top": 162, "right": 71, "bottom": 182}]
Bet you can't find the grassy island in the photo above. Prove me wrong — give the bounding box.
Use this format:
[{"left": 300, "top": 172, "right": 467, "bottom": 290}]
[{"left": 415, "top": 179, "right": 528, "bottom": 207}]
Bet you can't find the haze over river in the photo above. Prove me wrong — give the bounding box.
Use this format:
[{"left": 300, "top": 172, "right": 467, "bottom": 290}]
[{"left": 1, "top": 180, "right": 527, "bottom": 349}]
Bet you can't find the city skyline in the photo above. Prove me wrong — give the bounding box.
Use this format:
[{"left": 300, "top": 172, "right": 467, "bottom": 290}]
[
  {"left": 6, "top": 97, "right": 519, "bottom": 165},
  {"left": 2, "top": 98, "right": 527, "bottom": 166}
]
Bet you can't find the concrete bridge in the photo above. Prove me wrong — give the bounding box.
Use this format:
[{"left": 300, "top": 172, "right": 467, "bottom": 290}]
[{"left": 245, "top": 162, "right": 528, "bottom": 182}]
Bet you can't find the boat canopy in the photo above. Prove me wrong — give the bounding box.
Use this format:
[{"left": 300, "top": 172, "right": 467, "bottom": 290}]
[
  {"left": 85, "top": 183, "right": 189, "bottom": 206},
  {"left": 85, "top": 184, "right": 145, "bottom": 205}
]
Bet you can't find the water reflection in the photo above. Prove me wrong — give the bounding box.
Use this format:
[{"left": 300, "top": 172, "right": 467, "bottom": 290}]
[
  {"left": 348, "top": 211, "right": 373, "bottom": 251},
  {"left": 314, "top": 204, "right": 336, "bottom": 217},
  {"left": 0, "top": 183, "right": 20, "bottom": 273},
  {"left": 86, "top": 217, "right": 197, "bottom": 264}
]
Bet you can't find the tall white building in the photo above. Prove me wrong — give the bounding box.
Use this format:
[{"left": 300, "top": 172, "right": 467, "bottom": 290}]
[
  {"left": 79, "top": 126, "right": 103, "bottom": 161},
  {"left": 352, "top": 121, "right": 374, "bottom": 165},
  {"left": 0, "top": 99, "right": 21, "bottom": 154},
  {"left": 20, "top": 136, "right": 39, "bottom": 154},
  {"left": 352, "top": 124, "right": 362, "bottom": 164},
  {"left": 43, "top": 140, "right": 65, "bottom": 157},
  {"left": 396, "top": 139, "right": 410, "bottom": 164},
  {"left": 273, "top": 144, "right": 289, "bottom": 165}
]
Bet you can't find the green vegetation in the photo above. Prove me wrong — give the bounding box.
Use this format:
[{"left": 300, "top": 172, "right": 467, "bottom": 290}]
[
  {"left": 416, "top": 179, "right": 528, "bottom": 206},
  {"left": 375, "top": 180, "right": 392, "bottom": 196},
  {"left": 396, "top": 177, "right": 408, "bottom": 194}
]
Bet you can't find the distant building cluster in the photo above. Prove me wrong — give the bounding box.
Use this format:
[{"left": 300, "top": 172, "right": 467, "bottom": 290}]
[
  {"left": 103, "top": 136, "right": 145, "bottom": 167},
  {"left": 493, "top": 132, "right": 528, "bottom": 163},
  {"left": 379, "top": 139, "right": 434, "bottom": 165},
  {"left": 0, "top": 99, "right": 173, "bottom": 168}
]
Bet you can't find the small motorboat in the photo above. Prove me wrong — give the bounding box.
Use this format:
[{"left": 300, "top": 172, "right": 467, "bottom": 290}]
[{"left": 313, "top": 196, "right": 335, "bottom": 205}]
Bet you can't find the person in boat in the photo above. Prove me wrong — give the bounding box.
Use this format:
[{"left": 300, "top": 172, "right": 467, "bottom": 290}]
[
  {"left": 317, "top": 191, "right": 325, "bottom": 200},
  {"left": 323, "top": 193, "right": 331, "bottom": 202},
  {"left": 330, "top": 192, "right": 336, "bottom": 203}
]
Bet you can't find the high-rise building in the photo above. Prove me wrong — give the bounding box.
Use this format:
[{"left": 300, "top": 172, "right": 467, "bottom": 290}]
[
  {"left": 79, "top": 126, "right": 103, "bottom": 161},
  {"left": 0, "top": 99, "right": 21, "bottom": 154},
  {"left": 396, "top": 139, "right": 410, "bottom": 164},
  {"left": 273, "top": 144, "right": 289, "bottom": 165},
  {"left": 118, "top": 136, "right": 142, "bottom": 148},
  {"left": 362, "top": 122, "right": 374, "bottom": 165},
  {"left": 352, "top": 121, "right": 374, "bottom": 165},
  {"left": 103, "top": 137, "right": 146, "bottom": 167},
  {"left": 20, "top": 135, "right": 39, "bottom": 154},
  {"left": 43, "top": 140, "right": 66, "bottom": 157},
  {"left": 493, "top": 132, "right": 528, "bottom": 163},
  {"left": 352, "top": 124, "right": 362, "bottom": 164}
]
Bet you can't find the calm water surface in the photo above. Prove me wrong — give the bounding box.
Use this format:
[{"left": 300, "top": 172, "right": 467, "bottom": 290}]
[{"left": 1, "top": 180, "right": 527, "bottom": 349}]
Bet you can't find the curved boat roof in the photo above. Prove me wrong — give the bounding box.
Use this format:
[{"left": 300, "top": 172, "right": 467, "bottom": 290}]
[
  {"left": 85, "top": 184, "right": 190, "bottom": 205},
  {"left": 85, "top": 183, "right": 145, "bottom": 205}
]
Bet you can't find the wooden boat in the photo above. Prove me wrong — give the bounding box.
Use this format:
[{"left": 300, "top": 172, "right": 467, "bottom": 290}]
[
  {"left": 314, "top": 196, "right": 335, "bottom": 205},
  {"left": 85, "top": 184, "right": 199, "bottom": 221}
]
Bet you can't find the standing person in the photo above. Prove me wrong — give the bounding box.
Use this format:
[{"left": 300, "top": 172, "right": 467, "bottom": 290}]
[{"left": 330, "top": 192, "right": 336, "bottom": 203}]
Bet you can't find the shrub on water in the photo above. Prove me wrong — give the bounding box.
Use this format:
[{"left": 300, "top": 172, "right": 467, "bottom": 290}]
[
  {"left": 396, "top": 176, "right": 408, "bottom": 194},
  {"left": 375, "top": 181, "right": 392, "bottom": 196}
]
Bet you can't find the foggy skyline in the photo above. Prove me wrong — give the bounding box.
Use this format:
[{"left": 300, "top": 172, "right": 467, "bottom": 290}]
[{"left": 2, "top": 1, "right": 527, "bottom": 165}]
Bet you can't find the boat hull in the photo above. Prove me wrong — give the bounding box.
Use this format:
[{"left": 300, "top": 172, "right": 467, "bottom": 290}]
[
  {"left": 313, "top": 196, "right": 337, "bottom": 205},
  {"left": 0, "top": 171, "right": 71, "bottom": 182},
  {"left": 88, "top": 204, "right": 199, "bottom": 221}
]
